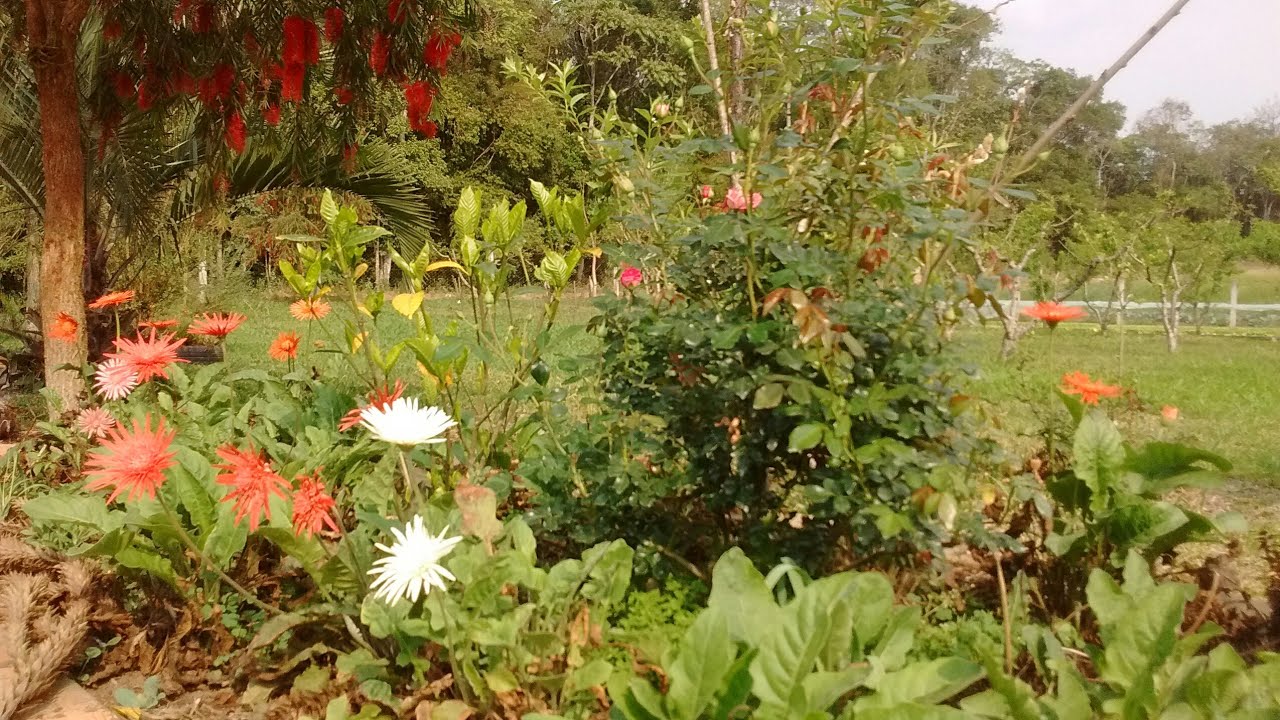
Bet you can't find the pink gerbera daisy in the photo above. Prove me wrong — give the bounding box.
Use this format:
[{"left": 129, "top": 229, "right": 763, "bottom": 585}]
[
  {"left": 75, "top": 406, "right": 116, "bottom": 439},
  {"left": 188, "top": 312, "right": 247, "bottom": 339},
  {"left": 94, "top": 359, "right": 140, "bottom": 400}
]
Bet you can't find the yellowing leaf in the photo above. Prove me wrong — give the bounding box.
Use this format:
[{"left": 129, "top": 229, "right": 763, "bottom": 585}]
[
  {"left": 356, "top": 305, "right": 372, "bottom": 317},
  {"left": 113, "top": 708, "right": 143, "bottom": 720},
  {"left": 353, "top": 263, "right": 369, "bottom": 279},
  {"left": 351, "top": 332, "right": 367, "bottom": 353},
  {"left": 423, "top": 260, "right": 466, "bottom": 275},
  {"left": 392, "top": 292, "right": 425, "bottom": 318},
  {"left": 585, "top": 246, "right": 603, "bottom": 259}
]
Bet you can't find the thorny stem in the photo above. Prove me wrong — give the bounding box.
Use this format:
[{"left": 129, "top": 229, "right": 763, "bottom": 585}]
[{"left": 158, "top": 497, "right": 284, "bottom": 617}]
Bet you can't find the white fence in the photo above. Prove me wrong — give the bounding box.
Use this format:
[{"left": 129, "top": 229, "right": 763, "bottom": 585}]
[{"left": 994, "top": 280, "right": 1280, "bottom": 329}]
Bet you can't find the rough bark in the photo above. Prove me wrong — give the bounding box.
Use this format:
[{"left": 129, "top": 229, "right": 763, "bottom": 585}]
[
  {"left": 726, "top": 0, "right": 747, "bottom": 119},
  {"left": 27, "top": 0, "right": 90, "bottom": 410}
]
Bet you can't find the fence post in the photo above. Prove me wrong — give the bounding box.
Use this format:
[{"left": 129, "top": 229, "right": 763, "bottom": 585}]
[
  {"left": 1229, "top": 280, "right": 1239, "bottom": 329},
  {"left": 198, "top": 260, "right": 208, "bottom": 304}
]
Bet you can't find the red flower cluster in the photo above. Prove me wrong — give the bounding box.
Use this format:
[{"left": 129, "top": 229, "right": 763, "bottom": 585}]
[
  {"left": 215, "top": 445, "right": 290, "bottom": 532},
  {"left": 198, "top": 63, "right": 236, "bottom": 110},
  {"left": 370, "top": 32, "right": 390, "bottom": 76},
  {"left": 324, "top": 7, "right": 345, "bottom": 43},
  {"left": 423, "top": 32, "right": 461, "bottom": 73},
  {"left": 281, "top": 16, "right": 321, "bottom": 103},
  {"left": 225, "top": 111, "right": 247, "bottom": 153},
  {"left": 263, "top": 103, "right": 281, "bottom": 127},
  {"left": 335, "top": 87, "right": 354, "bottom": 106},
  {"left": 388, "top": 0, "right": 411, "bottom": 24},
  {"left": 404, "top": 81, "right": 436, "bottom": 135}
]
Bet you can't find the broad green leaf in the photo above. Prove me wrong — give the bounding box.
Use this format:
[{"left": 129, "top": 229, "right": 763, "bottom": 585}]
[
  {"left": 22, "top": 492, "right": 124, "bottom": 533},
  {"left": 753, "top": 383, "right": 785, "bottom": 410},
  {"left": 749, "top": 577, "right": 835, "bottom": 710},
  {"left": 565, "top": 659, "right": 613, "bottom": 695},
  {"left": 320, "top": 190, "right": 340, "bottom": 225},
  {"left": 1105, "top": 501, "right": 1188, "bottom": 551},
  {"left": 115, "top": 547, "right": 178, "bottom": 587},
  {"left": 1124, "top": 441, "right": 1231, "bottom": 482},
  {"left": 172, "top": 448, "right": 217, "bottom": 535},
  {"left": 666, "top": 609, "right": 736, "bottom": 720},
  {"left": 788, "top": 422, "right": 825, "bottom": 452},
  {"left": 454, "top": 187, "right": 481, "bottom": 238},
  {"left": 708, "top": 549, "right": 778, "bottom": 643},
  {"left": 860, "top": 658, "right": 983, "bottom": 707},
  {"left": 803, "top": 666, "right": 872, "bottom": 713},
  {"left": 1072, "top": 410, "right": 1125, "bottom": 513},
  {"left": 203, "top": 504, "right": 249, "bottom": 571}
]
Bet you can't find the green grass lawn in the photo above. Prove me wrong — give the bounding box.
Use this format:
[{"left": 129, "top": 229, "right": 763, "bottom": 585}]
[
  {"left": 164, "top": 287, "right": 1280, "bottom": 484},
  {"left": 951, "top": 324, "right": 1280, "bottom": 484}
]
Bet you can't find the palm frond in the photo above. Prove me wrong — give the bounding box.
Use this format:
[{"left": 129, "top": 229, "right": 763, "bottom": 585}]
[{"left": 0, "top": 56, "right": 44, "bottom": 215}]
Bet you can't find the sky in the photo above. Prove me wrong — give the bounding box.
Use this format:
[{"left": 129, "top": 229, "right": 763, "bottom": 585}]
[{"left": 970, "top": 0, "right": 1280, "bottom": 127}]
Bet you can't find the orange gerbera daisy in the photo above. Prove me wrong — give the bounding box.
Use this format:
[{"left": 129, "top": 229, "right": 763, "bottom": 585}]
[
  {"left": 138, "top": 319, "right": 179, "bottom": 331},
  {"left": 1021, "top": 301, "right": 1087, "bottom": 328},
  {"left": 338, "top": 380, "right": 405, "bottom": 431},
  {"left": 84, "top": 415, "right": 177, "bottom": 503},
  {"left": 49, "top": 312, "right": 78, "bottom": 342},
  {"left": 1061, "top": 371, "right": 1122, "bottom": 405},
  {"left": 188, "top": 312, "right": 247, "bottom": 339},
  {"left": 269, "top": 331, "right": 301, "bottom": 361},
  {"left": 290, "top": 298, "right": 332, "bottom": 321},
  {"left": 291, "top": 472, "right": 339, "bottom": 538},
  {"left": 88, "top": 290, "right": 137, "bottom": 310},
  {"left": 106, "top": 330, "right": 188, "bottom": 383},
  {"left": 214, "top": 445, "right": 291, "bottom": 532}
]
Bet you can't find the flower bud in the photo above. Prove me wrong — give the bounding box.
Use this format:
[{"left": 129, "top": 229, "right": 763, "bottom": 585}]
[{"left": 654, "top": 102, "right": 670, "bottom": 118}]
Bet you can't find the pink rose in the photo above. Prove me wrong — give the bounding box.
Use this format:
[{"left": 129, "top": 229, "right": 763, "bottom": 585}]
[
  {"left": 723, "top": 186, "right": 762, "bottom": 211},
  {"left": 620, "top": 265, "right": 643, "bottom": 288}
]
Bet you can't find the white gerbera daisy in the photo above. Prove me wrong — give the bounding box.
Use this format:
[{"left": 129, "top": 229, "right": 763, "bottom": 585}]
[
  {"left": 367, "top": 516, "right": 463, "bottom": 603},
  {"left": 359, "top": 397, "right": 457, "bottom": 446}
]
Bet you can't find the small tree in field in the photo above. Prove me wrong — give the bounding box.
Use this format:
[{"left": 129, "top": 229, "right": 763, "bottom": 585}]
[
  {"left": 1131, "top": 216, "right": 1239, "bottom": 352},
  {"left": 2, "top": 0, "right": 468, "bottom": 407}
]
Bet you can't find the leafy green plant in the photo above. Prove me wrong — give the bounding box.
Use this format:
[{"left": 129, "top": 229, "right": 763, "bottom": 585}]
[
  {"left": 967, "top": 553, "right": 1280, "bottom": 719},
  {"left": 519, "top": 0, "right": 992, "bottom": 574},
  {"left": 1041, "top": 396, "right": 1244, "bottom": 567},
  {"left": 611, "top": 548, "right": 985, "bottom": 719}
]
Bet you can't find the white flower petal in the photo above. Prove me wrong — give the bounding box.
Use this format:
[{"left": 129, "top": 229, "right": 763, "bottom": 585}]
[
  {"left": 366, "top": 514, "right": 462, "bottom": 604},
  {"left": 360, "top": 398, "right": 458, "bottom": 446}
]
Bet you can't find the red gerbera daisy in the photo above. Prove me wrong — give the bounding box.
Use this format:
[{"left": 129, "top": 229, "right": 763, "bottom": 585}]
[
  {"left": 338, "top": 380, "right": 405, "bottom": 432},
  {"left": 1061, "top": 371, "right": 1122, "bottom": 406},
  {"left": 85, "top": 416, "right": 177, "bottom": 503},
  {"left": 1021, "top": 301, "right": 1087, "bottom": 329},
  {"left": 89, "top": 290, "right": 136, "bottom": 310},
  {"left": 289, "top": 298, "right": 331, "bottom": 321},
  {"left": 291, "top": 472, "right": 339, "bottom": 538},
  {"left": 106, "top": 330, "right": 188, "bottom": 383},
  {"left": 214, "top": 445, "right": 291, "bottom": 532},
  {"left": 50, "top": 312, "right": 78, "bottom": 342},
  {"left": 188, "top": 312, "right": 247, "bottom": 339},
  {"left": 269, "top": 331, "right": 301, "bottom": 362}
]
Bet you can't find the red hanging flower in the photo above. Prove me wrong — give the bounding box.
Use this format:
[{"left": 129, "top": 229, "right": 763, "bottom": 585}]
[
  {"left": 112, "top": 72, "right": 134, "bottom": 99},
  {"left": 136, "top": 75, "right": 158, "bottom": 111},
  {"left": 324, "top": 7, "right": 345, "bottom": 43},
  {"left": 404, "top": 80, "right": 436, "bottom": 135},
  {"left": 173, "top": 70, "right": 197, "bottom": 96},
  {"left": 280, "top": 62, "right": 306, "bottom": 103},
  {"left": 341, "top": 143, "right": 359, "bottom": 171},
  {"left": 388, "top": 0, "right": 410, "bottom": 23},
  {"left": 198, "top": 63, "right": 236, "bottom": 109},
  {"left": 282, "top": 16, "right": 321, "bottom": 66},
  {"left": 263, "top": 103, "right": 281, "bottom": 126},
  {"left": 192, "top": 1, "right": 215, "bottom": 32},
  {"left": 214, "top": 445, "right": 291, "bottom": 532},
  {"left": 370, "top": 32, "right": 390, "bottom": 76},
  {"left": 103, "top": 20, "right": 123, "bottom": 41},
  {"left": 422, "top": 32, "right": 460, "bottom": 72},
  {"left": 422, "top": 120, "right": 437, "bottom": 138},
  {"left": 225, "top": 111, "right": 247, "bottom": 154},
  {"left": 334, "top": 86, "right": 354, "bottom": 106}
]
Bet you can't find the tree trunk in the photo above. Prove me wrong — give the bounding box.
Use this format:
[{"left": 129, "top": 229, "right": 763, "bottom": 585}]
[
  {"left": 1160, "top": 288, "right": 1180, "bottom": 352},
  {"left": 24, "top": 214, "right": 41, "bottom": 313},
  {"left": 29, "top": 0, "right": 89, "bottom": 410},
  {"left": 726, "top": 0, "right": 747, "bottom": 119}
]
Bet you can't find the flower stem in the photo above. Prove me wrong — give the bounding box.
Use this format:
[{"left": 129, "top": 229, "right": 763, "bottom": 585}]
[
  {"left": 398, "top": 449, "right": 422, "bottom": 511},
  {"left": 158, "top": 497, "right": 284, "bottom": 617},
  {"left": 113, "top": 311, "right": 121, "bottom": 340}
]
